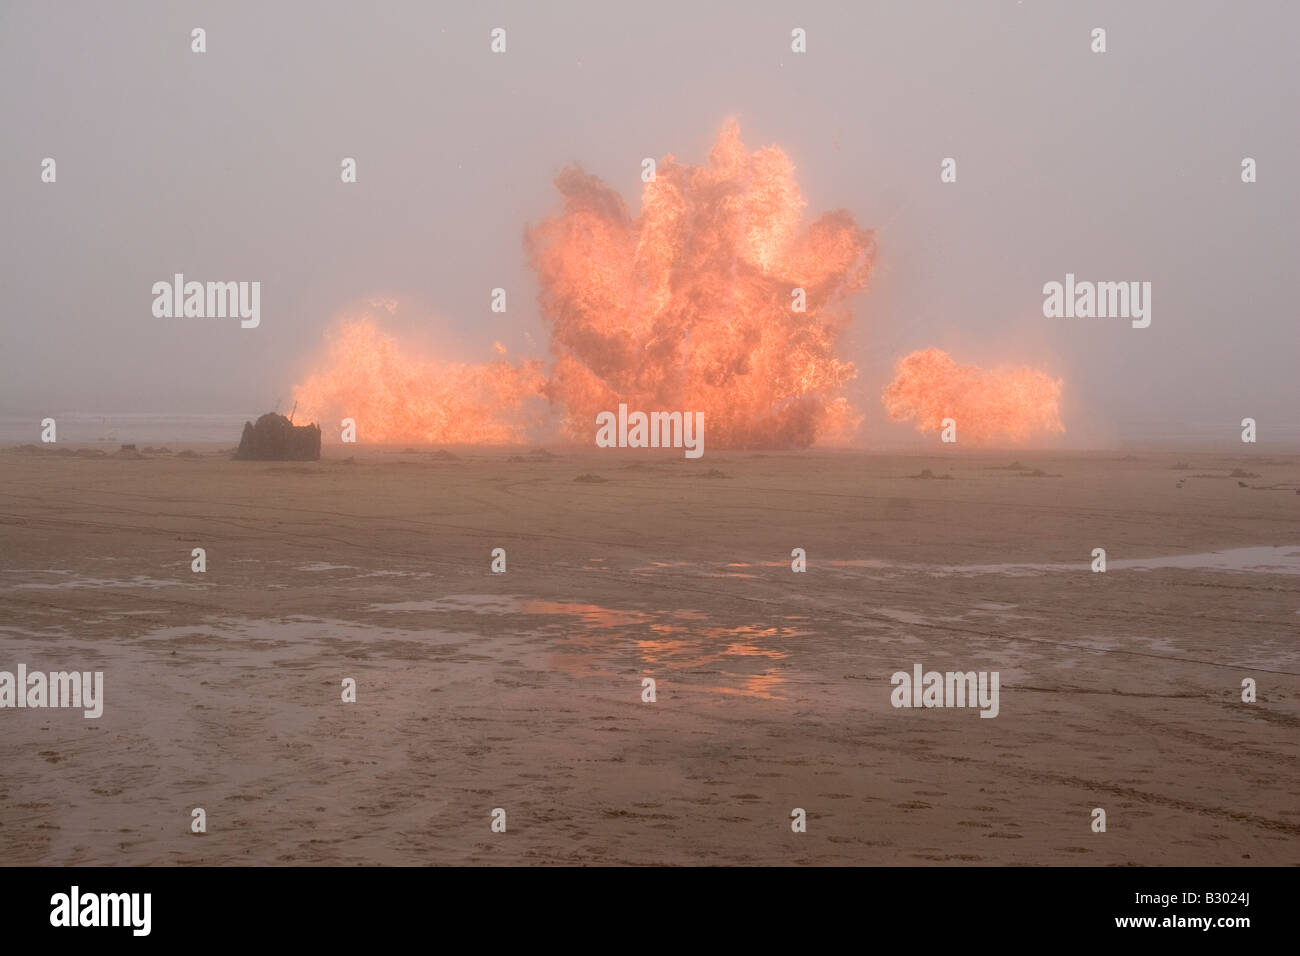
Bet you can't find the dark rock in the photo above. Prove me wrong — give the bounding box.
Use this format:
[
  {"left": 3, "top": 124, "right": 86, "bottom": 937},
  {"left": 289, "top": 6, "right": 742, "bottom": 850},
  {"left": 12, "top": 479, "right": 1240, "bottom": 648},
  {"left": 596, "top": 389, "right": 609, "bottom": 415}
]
[{"left": 234, "top": 413, "right": 321, "bottom": 461}]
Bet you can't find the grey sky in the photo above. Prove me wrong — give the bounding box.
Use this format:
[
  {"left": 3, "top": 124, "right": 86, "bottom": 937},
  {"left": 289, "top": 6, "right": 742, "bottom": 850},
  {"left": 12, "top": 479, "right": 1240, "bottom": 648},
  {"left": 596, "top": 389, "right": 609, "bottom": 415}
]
[{"left": 2, "top": 0, "right": 1296, "bottom": 445}]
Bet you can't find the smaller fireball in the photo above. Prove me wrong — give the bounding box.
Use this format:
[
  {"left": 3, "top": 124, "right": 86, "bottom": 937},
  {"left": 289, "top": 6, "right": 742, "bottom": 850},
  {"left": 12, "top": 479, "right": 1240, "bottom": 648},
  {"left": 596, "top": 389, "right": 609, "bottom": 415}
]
[
  {"left": 292, "top": 315, "right": 546, "bottom": 444},
  {"left": 882, "top": 347, "right": 1064, "bottom": 444}
]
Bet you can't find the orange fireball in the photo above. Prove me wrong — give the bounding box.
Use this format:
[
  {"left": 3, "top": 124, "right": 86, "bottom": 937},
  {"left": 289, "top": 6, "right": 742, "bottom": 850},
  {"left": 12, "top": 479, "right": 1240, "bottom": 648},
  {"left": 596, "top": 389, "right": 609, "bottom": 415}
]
[
  {"left": 882, "top": 348, "right": 1064, "bottom": 444},
  {"left": 290, "top": 122, "right": 1067, "bottom": 449},
  {"left": 292, "top": 317, "right": 545, "bottom": 443},
  {"left": 526, "top": 118, "right": 877, "bottom": 448}
]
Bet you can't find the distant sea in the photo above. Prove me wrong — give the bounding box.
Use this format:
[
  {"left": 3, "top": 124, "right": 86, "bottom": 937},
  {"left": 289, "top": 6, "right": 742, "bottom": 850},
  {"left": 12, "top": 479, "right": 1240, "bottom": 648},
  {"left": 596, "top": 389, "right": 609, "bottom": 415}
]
[
  {"left": 0, "top": 412, "right": 1294, "bottom": 449},
  {"left": 0, "top": 412, "right": 263, "bottom": 445}
]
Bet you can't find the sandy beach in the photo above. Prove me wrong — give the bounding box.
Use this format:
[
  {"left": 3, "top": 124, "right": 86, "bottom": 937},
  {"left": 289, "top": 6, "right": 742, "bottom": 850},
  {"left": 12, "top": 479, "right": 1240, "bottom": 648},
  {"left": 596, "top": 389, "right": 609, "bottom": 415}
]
[{"left": 1, "top": 444, "right": 1297, "bottom": 865}]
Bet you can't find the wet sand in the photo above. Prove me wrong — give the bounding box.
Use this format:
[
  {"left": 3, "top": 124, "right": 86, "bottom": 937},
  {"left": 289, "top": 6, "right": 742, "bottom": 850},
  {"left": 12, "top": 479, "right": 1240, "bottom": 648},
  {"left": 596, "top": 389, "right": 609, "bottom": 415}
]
[{"left": 1, "top": 444, "right": 1297, "bottom": 865}]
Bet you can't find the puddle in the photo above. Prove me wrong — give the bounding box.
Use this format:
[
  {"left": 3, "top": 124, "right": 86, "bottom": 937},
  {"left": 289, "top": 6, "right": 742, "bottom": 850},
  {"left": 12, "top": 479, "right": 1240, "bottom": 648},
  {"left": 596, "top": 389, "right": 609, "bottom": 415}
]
[
  {"left": 11, "top": 574, "right": 197, "bottom": 590},
  {"left": 933, "top": 546, "right": 1300, "bottom": 576},
  {"left": 137, "top": 615, "right": 470, "bottom": 657},
  {"left": 366, "top": 595, "right": 523, "bottom": 614},
  {"left": 624, "top": 547, "right": 1300, "bottom": 578},
  {"left": 363, "top": 594, "right": 799, "bottom": 699}
]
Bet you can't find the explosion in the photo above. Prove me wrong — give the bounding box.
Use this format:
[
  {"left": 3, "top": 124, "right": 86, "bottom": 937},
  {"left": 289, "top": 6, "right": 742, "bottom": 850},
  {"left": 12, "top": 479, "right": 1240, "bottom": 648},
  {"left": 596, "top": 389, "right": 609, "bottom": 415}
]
[
  {"left": 881, "top": 348, "right": 1064, "bottom": 444},
  {"left": 291, "top": 122, "right": 1067, "bottom": 447},
  {"left": 526, "top": 118, "right": 876, "bottom": 448},
  {"left": 291, "top": 317, "right": 545, "bottom": 443}
]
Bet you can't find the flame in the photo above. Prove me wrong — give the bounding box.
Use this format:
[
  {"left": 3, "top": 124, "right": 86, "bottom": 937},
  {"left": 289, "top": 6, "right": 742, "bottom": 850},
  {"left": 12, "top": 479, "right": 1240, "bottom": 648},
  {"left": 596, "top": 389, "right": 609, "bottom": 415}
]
[
  {"left": 882, "top": 348, "right": 1064, "bottom": 444},
  {"left": 290, "top": 122, "right": 1068, "bottom": 447},
  {"left": 291, "top": 316, "right": 545, "bottom": 443},
  {"left": 526, "top": 118, "right": 877, "bottom": 448}
]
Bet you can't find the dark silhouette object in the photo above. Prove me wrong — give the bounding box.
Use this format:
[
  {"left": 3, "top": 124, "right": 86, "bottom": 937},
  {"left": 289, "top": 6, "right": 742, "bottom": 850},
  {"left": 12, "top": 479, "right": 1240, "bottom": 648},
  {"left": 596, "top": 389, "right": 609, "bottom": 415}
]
[{"left": 234, "top": 413, "right": 321, "bottom": 461}]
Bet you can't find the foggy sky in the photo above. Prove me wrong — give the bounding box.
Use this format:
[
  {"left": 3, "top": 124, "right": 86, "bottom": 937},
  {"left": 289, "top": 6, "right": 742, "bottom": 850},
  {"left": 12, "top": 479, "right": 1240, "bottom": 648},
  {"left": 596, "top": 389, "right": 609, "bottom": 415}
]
[{"left": 2, "top": 0, "right": 1296, "bottom": 446}]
